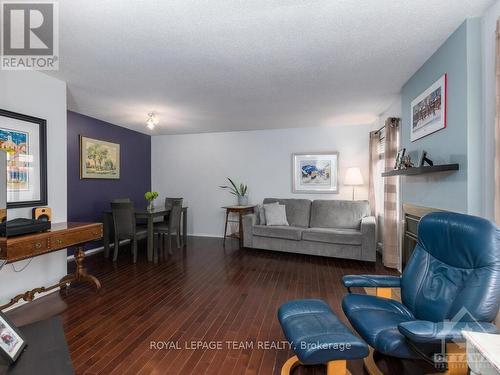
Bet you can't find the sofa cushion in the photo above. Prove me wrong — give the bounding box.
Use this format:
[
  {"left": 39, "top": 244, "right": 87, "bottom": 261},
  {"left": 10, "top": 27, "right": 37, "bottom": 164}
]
[
  {"left": 264, "top": 204, "right": 289, "bottom": 226},
  {"left": 253, "top": 225, "right": 303, "bottom": 241},
  {"left": 302, "top": 228, "right": 362, "bottom": 245},
  {"left": 263, "top": 198, "right": 311, "bottom": 227},
  {"left": 257, "top": 202, "right": 278, "bottom": 225},
  {"left": 310, "top": 200, "right": 370, "bottom": 229}
]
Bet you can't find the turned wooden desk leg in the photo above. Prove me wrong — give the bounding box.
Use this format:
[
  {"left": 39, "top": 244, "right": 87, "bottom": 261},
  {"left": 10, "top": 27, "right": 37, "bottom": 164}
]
[{"left": 60, "top": 248, "right": 101, "bottom": 291}]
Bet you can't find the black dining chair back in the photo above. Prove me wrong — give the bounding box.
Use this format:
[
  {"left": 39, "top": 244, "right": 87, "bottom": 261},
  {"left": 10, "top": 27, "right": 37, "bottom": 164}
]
[
  {"left": 154, "top": 198, "right": 183, "bottom": 257},
  {"left": 110, "top": 201, "right": 148, "bottom": 263},
  {"left": 111, "top": 202, "right": 136, "bottom": 238},
  {"left": 163, "top": 197, "right": 182, "bottom": 221},
  {"left": 169, "top": 198, "right": 183, "bottom": 234}
]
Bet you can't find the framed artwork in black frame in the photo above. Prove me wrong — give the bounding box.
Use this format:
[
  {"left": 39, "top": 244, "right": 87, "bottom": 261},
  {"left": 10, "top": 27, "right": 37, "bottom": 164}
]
[
  {"left": 0, "top": 311, "right": 27, "bottom": 364},
  {"left": 0, "top": 109, "right": 47, "bottom": 208}
]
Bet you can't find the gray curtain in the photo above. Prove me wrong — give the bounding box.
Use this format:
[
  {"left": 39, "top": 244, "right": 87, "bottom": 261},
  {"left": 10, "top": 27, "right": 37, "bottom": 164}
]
[
  {"left": 368, "top": 131, "right": 378, "bottom": 216},
  {"left": 383, "top": 118, "right": 400, "bottom": 269}
]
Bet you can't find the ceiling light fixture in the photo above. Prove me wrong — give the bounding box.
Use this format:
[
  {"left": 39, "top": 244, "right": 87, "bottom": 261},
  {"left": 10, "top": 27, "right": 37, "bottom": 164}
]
[{"left": 146, "top": 112, "right": 158, "bottom": 130}]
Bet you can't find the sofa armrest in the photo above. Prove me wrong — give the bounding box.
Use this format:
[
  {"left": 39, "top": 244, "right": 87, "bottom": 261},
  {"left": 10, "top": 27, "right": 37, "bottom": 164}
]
[
  {"left": 242, "top": 214, "right": 257, "bottom": 248},
  {"left": 360, "top": 216, "right": 376, "bottom": 262},
  {"left": 342, "top": 275, "right": 401, "bottom": 289},
  {"left": 398, "top": 320, "right": 499, "bottom": 343}
]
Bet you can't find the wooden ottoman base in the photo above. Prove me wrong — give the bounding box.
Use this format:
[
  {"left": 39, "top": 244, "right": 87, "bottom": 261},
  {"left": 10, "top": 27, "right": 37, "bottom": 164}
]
[{"left": 281, "top": 355, "right": 351, "bottom": 375}]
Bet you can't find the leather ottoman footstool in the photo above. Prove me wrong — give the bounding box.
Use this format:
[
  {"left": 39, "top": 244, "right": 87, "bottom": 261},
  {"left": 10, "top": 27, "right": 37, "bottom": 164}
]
[{"left": 278, "top": 299, "right": 368, "bottom": 375}]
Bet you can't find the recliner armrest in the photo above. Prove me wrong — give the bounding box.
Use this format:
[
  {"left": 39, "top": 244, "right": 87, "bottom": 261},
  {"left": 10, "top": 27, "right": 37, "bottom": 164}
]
[
  {"left": 398, "top": 320, "right": 499, "bottom": 343},
  {"left": 342, "top": 275, "right": 401, "bottom": 289}
]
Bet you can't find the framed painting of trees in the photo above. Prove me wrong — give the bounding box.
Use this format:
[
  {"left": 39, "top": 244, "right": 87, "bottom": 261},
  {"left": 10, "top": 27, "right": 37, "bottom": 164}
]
[{"left": 80, "top": 136, "right": 120, "bottom": 179}]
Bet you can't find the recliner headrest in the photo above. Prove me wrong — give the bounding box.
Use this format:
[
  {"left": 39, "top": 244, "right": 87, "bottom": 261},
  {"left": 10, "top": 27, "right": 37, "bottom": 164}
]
[{"left": 418, "top": 212, "right": 500, "bottom": 269}]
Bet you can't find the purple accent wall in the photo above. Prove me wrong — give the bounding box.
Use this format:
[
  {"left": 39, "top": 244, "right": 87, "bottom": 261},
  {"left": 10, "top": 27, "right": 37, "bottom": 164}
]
[{"left": 67, "top": 111, "right": 151, "bottom": 253}]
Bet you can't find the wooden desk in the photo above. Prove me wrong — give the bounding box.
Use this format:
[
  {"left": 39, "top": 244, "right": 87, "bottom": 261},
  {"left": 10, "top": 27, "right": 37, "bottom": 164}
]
[
  {"left": 0, "top": 222, "right": 103, "bottom": 310},
  {"left": 222, "top": 205, "right": 255, "bottom": 248},
  {"left": 103, "top": 206, "right": 188, "bottom": 263}
]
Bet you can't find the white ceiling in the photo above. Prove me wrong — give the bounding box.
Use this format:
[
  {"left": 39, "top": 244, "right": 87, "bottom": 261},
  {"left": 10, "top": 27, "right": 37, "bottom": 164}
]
[{"left": 49, "top": 0, "right": 495, "bottom": 135}]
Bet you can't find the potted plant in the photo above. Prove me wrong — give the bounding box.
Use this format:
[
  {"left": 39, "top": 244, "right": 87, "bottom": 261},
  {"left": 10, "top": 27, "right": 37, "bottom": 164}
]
[
  {"left": 219, "top": 177, "right": 248, "bottom": 206},
  {"left": 145, "top": 191, "right": 159, "bottom": 211}
]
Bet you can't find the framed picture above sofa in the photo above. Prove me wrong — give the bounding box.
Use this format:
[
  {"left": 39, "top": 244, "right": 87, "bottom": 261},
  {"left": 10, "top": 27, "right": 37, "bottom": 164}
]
[
  {"left": 0, "top": 109, "right": 48, "bottom": 208},
  {"left": 292, "top": 152, "right": 338, "bottom": 193}
]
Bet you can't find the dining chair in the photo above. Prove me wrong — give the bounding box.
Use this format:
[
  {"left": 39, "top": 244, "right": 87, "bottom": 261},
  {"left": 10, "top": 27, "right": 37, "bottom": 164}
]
[
  {"left": 111, "top": 201, "right": 148, "bottom": 263},
  {"left": 154, "top": 198, "right": 183, "bottom": 256}
]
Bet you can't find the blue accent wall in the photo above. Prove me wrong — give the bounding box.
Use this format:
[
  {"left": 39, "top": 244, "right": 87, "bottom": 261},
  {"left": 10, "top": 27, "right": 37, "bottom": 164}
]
[
  {"left": 401, "top": 19, "right": 481, "bottom": 213},
  {"left": 67, "top": 111, "right": 151, "bottom": 253}
]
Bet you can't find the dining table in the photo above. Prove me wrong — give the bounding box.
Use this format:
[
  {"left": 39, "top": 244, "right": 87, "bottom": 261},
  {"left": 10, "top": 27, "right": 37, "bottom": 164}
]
[{"left": 102, "top": 205, "right": 188, "bottom": 263}]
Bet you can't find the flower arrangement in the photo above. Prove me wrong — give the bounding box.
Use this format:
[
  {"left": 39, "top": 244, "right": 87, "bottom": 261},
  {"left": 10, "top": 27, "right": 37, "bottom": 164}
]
[{"left": 145, "top": 191, "right": 159, "bottom": 210}]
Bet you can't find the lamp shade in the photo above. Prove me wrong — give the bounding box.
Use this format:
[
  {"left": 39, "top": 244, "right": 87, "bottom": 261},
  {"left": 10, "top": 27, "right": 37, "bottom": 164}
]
[{"left": 344, "top": 167, "right": 364, "bottom": 186}]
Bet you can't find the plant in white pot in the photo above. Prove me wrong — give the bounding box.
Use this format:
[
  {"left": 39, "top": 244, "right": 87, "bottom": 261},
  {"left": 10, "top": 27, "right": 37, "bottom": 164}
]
[{"left": 219, "top": 177, "right": 248, "bottom": 206}]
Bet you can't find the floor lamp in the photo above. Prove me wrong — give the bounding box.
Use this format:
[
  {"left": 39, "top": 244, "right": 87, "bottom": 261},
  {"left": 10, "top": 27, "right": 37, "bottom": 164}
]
[{"left": 344, "top": 167, "right": 364, "bottom": 200}]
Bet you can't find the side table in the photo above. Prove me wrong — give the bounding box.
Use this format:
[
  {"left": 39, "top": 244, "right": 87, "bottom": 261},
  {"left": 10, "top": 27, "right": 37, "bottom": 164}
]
[
  {"left": 222, "top": 205, "right": 256, "bottom": 248},
  {"left": 462, "top": 331, "right": 500, "bottom": 375}
]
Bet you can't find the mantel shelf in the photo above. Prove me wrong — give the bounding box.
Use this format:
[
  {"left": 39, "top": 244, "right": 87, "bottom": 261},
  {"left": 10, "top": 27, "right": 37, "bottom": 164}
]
[{"left": 381, "top": 163, "right": 459, "bottom": 177}]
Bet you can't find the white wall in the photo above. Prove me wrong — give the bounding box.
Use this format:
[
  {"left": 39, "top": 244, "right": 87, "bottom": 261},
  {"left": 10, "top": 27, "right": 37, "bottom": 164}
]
[
  {"left": 374, "top": 97, "right": 402, "bottom": 129},
  {"left": 0, "top": 71, "right": 67, "bottom": 305},
  {"left": 152, "top": 124, "right": 372, "bottom": 237},
  {"left": 481, "top": 0, "right": 500, "bottom": 221}
]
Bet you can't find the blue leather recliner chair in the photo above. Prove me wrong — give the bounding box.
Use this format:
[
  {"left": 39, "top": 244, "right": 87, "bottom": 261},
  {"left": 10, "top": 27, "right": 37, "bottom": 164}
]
[{"left": 342, "top": 212, "right": 500, "bottom": 366}]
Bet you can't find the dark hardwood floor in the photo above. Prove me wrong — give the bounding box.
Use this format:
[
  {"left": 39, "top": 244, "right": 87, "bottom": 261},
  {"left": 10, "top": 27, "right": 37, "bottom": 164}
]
[{"left": 60, "top": 236, "right": 397, "bottom": 375}]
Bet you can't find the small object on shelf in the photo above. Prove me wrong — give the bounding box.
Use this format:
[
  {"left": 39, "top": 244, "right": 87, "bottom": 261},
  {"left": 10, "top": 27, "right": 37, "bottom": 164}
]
[
  {"left": 417, "top": 151, "right": 426, "bottom": 167},
  {"left": 394, "top": 148, "right": 406, "bottom": 169},
  {"left": 0, "top": 218, "right": 51, "bottom": 237},
  {"left": 402, "top": 155, "right": 414, "bottom": 169},
  {"left": 32, "top": 207, "right": 52, "bottom": 221},
  {"left": 417, "top": 151, "right": 433, "bottom": 167}
]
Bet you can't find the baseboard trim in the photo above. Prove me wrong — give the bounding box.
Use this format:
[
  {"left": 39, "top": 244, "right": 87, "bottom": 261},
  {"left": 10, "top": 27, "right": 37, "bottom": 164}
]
[
  {"left": 189, "top": 233, "right": 224, "bottom": 238},
  {"left": 2, "top": 288, "right": 60, "bottom": 312}
]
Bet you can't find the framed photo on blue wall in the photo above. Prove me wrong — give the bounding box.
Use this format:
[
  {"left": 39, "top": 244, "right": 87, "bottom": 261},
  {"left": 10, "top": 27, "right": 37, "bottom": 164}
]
[
  {"left": 0, "top": 109, "right": 48, "bottom": 208},
  {"left": 410, "top": 74, "right": 447, "bottom": 142}
]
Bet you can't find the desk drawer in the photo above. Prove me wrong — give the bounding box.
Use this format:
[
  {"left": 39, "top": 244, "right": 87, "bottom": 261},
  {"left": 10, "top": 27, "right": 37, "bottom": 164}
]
[
  {"left": 49, "top": 226, "right": 102, "bottom": 249},
  {"left": 8, "top": 238, "right": 50, "bottom": 260}
]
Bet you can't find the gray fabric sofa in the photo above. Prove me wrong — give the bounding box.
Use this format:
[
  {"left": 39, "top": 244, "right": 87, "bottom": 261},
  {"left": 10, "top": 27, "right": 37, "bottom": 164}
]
[{"left": 242, "top": 198, "right": 376, "bottom": 262}]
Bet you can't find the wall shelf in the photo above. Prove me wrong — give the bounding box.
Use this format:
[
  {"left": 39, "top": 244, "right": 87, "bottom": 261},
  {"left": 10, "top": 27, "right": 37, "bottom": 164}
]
[{"left": 381, "top": 164, "right": 459, "bottom": 177}]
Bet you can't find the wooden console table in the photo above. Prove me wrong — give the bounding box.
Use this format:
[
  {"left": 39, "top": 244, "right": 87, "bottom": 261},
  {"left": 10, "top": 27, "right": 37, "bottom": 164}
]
[{"left": 0, "top": 222, "right": 103, "bottom": 310}]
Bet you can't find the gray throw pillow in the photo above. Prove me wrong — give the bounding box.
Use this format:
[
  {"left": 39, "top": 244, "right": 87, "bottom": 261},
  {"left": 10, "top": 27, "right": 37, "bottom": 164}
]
[
  {"left": 265, "top": 204, "right": 289, "bottom": 226},
  {"left": 259, "top": 202, "right": 278, "bottom": 225}
]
